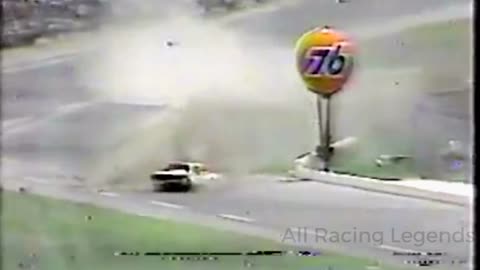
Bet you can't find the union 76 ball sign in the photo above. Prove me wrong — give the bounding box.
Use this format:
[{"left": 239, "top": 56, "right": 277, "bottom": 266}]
[{"left": 295, "top": 26, "right": 355, "bottom": 96}]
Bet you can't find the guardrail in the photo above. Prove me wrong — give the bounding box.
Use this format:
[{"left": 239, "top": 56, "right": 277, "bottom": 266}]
[{"left": 292, "top": 166, "right": 471, "bottom": 206}]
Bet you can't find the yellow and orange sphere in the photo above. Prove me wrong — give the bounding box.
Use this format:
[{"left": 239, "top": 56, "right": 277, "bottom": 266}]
[{"left": 295, "top": 26, "right": 356, "bottom": 96}]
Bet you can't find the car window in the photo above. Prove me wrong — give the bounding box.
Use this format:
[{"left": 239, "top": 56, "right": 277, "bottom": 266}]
[
  {"left": 192, "top": 165, "right": 201, "bottom": 174},
  {"left": 164, "top": 163, "right": 190, "bottom": 171}
]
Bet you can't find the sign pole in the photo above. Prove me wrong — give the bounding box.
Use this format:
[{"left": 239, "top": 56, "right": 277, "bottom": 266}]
[
  {"left": 294, "top": 26, "right": 354, "bottom": 172},
  {"left": 315, "top": 94, "right": 324, "bottom": 161},
  {"left": 315, "top": 93, "right": 334, "bottom": 172},
  {"left": 314, "top": 90, "right": 339, "bottom": 172},
  {"left": 323, "top": 94, "right": 332, "bottom": 171}
]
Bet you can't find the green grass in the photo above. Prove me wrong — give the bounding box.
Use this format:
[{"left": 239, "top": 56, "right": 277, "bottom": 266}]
[
  {"left": 406, "top": 18, "right": 471, "bottom": 48},
  {"left": 2, "top": 191, "right": 408, "bottom": 270},
  {"left": 361, "top": 18, "right": 472, "bottom": 69},
  {"left": 338, "top": 18, "right": 472, "bottom": 180},
  {"left": 328, "top": 136, "right": 417, "bottom": 180},
  {"left": 330, "top": 159, "right": 417, "bottom": 180},
  {"left": 252, "top": 160, "right": 293, "bottom": 174},
  {"left": 253, "top": 134, "right": 418, "bottom": 180},
  {"left": 256, "top": 157, "right": 416, "bottom": 180},
  {"left": 255, "top": 158, "right": 416, "bottom": 180}
]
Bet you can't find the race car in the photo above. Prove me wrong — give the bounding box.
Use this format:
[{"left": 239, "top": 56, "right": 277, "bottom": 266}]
[{"left": 150, "top": 162, "right": 220, "bottom": 192}]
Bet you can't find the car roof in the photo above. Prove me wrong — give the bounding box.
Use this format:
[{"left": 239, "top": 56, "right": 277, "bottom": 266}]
[{"left": 170, "top": 161, "right": 204, "bottom": 166}]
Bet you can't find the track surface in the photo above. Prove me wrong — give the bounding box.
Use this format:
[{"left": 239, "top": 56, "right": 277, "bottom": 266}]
[{"left": 2, "top": 1, "right": 473, "bottom": 269}]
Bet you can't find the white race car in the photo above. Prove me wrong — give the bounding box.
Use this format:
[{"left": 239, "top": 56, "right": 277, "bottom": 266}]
[{"left": 150, "top": 162, "right": 219, "bottom": 192}]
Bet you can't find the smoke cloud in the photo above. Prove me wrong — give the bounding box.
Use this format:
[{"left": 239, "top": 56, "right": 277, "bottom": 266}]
[{"left": 78, "top": 2, "right": 471, "bottom": 179}]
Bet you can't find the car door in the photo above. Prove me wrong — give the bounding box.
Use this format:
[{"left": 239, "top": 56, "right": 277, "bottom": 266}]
[
  {"left": 191, "top": 164, "right": 215, "bottom": 183},
  {"left": 190, "top": 164, "right": 203, "bottom": 183}
]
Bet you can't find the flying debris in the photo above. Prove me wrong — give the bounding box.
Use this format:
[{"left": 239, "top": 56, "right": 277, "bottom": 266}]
[
  {"left": 375, "top": 155, "right": 411, "bottom": 167},
  {"left": 165, "top": 40, "right": 179, "bottom": 47}
]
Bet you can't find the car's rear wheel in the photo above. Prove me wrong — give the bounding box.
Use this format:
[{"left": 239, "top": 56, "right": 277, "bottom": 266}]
[{"left": 153, "top": 182, "right": 164, "bottom": 192}]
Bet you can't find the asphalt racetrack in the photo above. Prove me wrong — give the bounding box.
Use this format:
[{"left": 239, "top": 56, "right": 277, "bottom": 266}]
[{"left": 1, "top": 1, "right": 473, "bottom": 269}]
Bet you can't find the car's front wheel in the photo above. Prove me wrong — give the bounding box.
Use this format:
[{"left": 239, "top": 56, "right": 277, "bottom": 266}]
[
  {"left": 182, "top": 178, "right": 193, "bottom": 192},
  {"left": 153, "top": 182, "right": 164, "bottom": 192}
]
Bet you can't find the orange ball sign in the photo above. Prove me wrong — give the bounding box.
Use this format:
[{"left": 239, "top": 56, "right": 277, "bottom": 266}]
[{"left": 295, "top": 26, "right": 355, "bottom": 96}]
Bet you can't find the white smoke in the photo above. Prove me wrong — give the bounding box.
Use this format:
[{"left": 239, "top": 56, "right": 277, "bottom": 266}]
[{"left": 78, "top": 2, "right": 471, "bottom": 178}]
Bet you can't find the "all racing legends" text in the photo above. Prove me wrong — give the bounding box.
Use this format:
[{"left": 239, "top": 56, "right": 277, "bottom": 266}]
[{"left": 281, "top": 227, "right": 474, "bottom": 247}]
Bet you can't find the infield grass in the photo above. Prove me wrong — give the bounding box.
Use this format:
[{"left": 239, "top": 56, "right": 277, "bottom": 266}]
[
  {"left": 361, "top": 18, "right": 471, "bottom": 69},
  {"left": 1, "top": 191, "right": 411, "bottom": 270}
]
